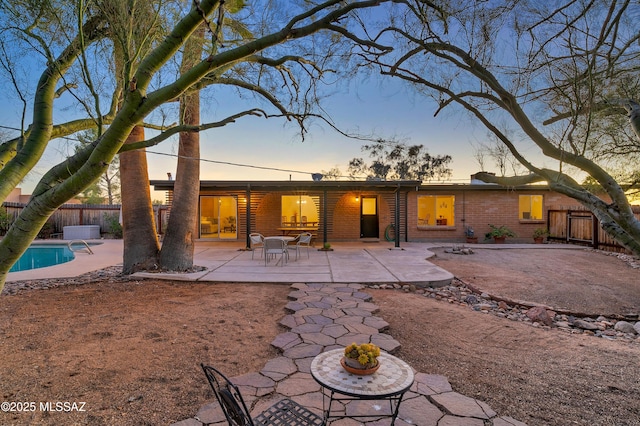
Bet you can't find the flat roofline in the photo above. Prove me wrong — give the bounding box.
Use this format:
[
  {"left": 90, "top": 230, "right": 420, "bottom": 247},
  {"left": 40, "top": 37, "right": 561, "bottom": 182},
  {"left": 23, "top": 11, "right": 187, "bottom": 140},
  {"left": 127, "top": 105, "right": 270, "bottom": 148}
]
[
  {"left": 150, "top": 180, "right": 423, "bottom": 191},
  {"left": 150, "top": 179, "right": 551, "bottom": 192}
]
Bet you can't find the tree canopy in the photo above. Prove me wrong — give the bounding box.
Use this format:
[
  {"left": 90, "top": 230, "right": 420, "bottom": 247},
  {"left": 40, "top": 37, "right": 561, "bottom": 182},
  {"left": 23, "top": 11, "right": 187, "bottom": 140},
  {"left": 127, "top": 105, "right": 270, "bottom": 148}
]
[
  {"left": 353, "top": 0, "right": 640, "bottom": 255},
  {"left": 348, "top": 140, "right": 452, "bottom": 181},
  {"left": 0, "top": 0, "right": 400, "bottom": 288}
]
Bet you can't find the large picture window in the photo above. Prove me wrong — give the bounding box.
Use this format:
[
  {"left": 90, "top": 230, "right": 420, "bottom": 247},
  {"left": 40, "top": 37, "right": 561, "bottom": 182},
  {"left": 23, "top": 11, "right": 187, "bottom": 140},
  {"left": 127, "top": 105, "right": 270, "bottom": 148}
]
[
  {"left": 417, "top": 195, "right": 455, "bottom": 227},
  {"left": 519, "top": 195, "right": 543, "bottom": 220},
  {"left": 281, "top": 195, "right": 319, "bottom": 227}
]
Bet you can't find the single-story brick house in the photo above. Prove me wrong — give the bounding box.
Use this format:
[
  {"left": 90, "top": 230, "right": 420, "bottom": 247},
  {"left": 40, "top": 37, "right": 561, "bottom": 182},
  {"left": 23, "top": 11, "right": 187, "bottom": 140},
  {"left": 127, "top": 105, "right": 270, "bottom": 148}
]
[{"left": 150, "top": 177, "right": 581, "bottom": 248}]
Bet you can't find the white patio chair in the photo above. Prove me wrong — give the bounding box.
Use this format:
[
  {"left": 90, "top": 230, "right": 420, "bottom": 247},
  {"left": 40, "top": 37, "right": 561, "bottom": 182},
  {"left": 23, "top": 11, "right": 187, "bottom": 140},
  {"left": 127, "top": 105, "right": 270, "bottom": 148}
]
[
  {"left": 264, "top": 238, "right": 288, "bottom": 266},
  {"left": 288, "top": 232, "right": 313, "bottom": 260},
  {"left": 249, "top": 233, "right": 264, "bottom": 259}
]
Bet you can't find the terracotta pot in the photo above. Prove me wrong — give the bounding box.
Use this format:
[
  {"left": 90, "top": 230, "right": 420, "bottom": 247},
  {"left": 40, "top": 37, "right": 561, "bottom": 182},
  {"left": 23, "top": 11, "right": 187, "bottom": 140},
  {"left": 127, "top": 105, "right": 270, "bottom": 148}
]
[
  {"left": 466, "top": 237, "right": 478, "bottom": 244},
  {"left": 533, "top": 237, "right": 544, "bottom": 244},
  {"left": 341, "top": 357, "right": 380, "bottom": 375},
  {"left": 493, "top": 236, "right": 506, "bottom": 244}
]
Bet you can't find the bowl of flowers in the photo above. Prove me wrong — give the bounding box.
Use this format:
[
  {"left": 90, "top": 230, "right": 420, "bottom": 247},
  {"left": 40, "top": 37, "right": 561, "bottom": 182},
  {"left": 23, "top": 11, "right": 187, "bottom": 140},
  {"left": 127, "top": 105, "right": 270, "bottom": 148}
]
[{"left": 341, "top": 342, "right": 381, "bottom": 375}]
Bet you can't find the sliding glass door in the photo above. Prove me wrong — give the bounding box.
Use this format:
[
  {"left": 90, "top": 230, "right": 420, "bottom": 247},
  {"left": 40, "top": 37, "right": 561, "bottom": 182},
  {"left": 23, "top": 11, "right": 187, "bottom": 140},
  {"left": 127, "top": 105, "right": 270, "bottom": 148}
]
[{"left": 199, "top": 196, "right": 237, "bottom": 239}]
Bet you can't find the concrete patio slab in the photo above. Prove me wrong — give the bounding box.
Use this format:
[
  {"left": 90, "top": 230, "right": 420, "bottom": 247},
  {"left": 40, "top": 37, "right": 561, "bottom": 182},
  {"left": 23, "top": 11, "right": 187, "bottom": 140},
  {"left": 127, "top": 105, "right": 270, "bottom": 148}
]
[{"left": 7, "top": 239, "right": 579, "bottom": 286}]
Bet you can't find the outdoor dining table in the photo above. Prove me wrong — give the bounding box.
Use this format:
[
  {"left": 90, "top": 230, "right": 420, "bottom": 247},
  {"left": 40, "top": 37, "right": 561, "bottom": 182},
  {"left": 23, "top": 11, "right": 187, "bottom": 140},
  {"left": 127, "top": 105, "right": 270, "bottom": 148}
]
[
  {"left": 276, "top": 226, "right": 318, "bottom": 236},
  {"left": 263, "top": 236, "right": 296, "bottom": 242},
  {"left": 310, "top": 348, "right": 415, "bottom": 425}
]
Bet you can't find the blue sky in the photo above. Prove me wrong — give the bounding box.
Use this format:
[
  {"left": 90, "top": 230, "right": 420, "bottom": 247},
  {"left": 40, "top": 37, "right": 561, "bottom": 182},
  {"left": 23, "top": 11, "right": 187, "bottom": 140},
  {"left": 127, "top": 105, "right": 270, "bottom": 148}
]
[
  {"left": 2, "top": 71, "right": 485, "bottom": 201},
  {"left": 142, "top": 75, "right": 483, "bottom": 196},
  {"left": 0, "top": 2, "right": 492, "bottom": 202}
]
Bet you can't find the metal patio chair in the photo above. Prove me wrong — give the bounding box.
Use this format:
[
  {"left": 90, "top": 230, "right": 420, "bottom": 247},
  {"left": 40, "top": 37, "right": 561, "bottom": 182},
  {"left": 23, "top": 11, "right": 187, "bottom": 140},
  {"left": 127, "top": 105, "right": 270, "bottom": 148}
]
[
  {"left": 264, "top": 238, "right": 288, "bottom": 266},
  {"left": 288, "top": 232, "right": 313, "bottom": 260},
  {"left": 201, "top": 364, "right": 324, "bottom": 426},
  {"left": 249, "top": 233, "right": 265, "bottom": 259}
]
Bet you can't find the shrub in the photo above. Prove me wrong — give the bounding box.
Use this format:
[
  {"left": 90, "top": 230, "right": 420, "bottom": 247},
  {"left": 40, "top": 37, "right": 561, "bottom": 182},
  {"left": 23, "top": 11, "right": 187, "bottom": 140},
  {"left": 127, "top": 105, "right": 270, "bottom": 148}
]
[
  {"left": 103, "top": 212, "right": 123, "bottom": 238},
  {"left": 0, "top": 208, "right": 12, "bottom": 236},
  {"left": 484, "top": 224, "right": 517, "bottom": 239}
]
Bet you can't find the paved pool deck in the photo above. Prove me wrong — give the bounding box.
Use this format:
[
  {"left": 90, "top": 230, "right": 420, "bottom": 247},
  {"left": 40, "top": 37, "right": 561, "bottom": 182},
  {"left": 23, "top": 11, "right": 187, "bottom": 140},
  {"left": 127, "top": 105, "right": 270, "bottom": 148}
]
[{"left": 6, "top": 239, "right": 576, "bottom": 285}]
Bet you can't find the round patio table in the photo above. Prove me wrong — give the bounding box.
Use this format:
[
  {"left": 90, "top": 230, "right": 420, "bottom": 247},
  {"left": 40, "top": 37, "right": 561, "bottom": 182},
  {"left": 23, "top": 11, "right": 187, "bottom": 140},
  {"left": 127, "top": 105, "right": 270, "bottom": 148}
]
[
  {"left": 263, "top": 236, "right": 296, "bottom": 242},
  {"left": 310, "top": 348, "right": 414, "bottom": 425}
]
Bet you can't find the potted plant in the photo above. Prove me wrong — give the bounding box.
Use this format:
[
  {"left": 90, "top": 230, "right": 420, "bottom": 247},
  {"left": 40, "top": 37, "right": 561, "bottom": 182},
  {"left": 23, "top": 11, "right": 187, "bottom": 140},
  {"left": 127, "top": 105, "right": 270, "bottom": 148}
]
[
  {"left": 532, "top": 227, "right": 548, "bottom": 244},
  {"left": 484, "top": 224, "right": 516, "bottom": 243},
  {"left": 319, "top": 241, "right": 333, "bottom": 251},
  {"left": 342, "top": 342, "right": 381, "bottom": 375},
  {"left": 464, "top": 226, "right": 478, "bottom": 243}
]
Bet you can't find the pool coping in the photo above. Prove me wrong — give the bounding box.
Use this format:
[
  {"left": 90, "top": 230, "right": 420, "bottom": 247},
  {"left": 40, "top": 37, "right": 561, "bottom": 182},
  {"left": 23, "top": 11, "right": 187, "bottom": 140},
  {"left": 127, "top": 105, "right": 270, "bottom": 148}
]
[{"left": 6, "top": 239, "right": 123, "bottom": 282}]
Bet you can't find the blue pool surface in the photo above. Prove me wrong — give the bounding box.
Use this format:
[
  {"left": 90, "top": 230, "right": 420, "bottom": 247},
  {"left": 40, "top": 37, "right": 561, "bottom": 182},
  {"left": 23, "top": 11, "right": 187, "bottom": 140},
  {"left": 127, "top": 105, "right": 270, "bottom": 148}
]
[{"left": 9, "top": 245, "right": 76, "bottom": 273}]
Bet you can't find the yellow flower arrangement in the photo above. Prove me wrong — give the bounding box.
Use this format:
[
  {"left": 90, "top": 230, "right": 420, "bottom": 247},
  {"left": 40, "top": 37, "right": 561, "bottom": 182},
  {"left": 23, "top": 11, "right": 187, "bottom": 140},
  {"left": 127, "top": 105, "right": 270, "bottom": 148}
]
[{"left": 344, "top": 342, "right": 381, "bottom": 366}]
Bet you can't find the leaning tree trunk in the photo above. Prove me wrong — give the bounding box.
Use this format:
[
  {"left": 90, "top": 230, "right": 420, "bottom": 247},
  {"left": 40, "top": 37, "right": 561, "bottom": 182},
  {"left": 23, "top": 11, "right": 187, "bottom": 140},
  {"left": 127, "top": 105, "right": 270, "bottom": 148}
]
[
  {"left": 158, "top": 23, "right": 202, "bottom": 271},
  {"left": 120, "top": 126, "right": 160, "bottom": 273}
]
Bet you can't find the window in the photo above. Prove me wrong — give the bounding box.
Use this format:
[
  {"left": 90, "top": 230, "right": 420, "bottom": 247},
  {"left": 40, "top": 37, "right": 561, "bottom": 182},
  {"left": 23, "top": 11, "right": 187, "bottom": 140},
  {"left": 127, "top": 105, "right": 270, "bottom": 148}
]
[
  {"left": 417, "top": 195, "right": 455, "bottom": 226},
  {"left": 281, "top": 195, "right": 319, "bottom": 227},
  {"left": 199, "top": 196, "right": 237, "bottom": 239},
  {"left": 519, "top": 195, "right": 543, "bottom": 220}
]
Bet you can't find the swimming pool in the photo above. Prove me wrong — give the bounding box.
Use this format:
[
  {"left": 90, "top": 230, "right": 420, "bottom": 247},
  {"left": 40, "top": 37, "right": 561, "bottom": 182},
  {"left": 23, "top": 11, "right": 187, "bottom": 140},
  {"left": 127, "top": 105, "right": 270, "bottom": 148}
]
[{"left": 9, "top": 244, "right": 76, "bottom": 273}]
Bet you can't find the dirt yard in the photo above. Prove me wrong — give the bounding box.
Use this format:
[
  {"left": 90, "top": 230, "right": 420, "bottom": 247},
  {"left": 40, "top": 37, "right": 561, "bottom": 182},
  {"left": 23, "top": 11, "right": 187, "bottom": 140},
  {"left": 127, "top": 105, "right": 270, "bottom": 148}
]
[{"left": 1, "top": 248, "right": 639, "bottom": 426}]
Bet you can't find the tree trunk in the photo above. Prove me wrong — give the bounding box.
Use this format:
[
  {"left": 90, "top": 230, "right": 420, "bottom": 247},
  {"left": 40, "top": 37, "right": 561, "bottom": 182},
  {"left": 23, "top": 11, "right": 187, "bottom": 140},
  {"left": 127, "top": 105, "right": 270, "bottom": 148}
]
[
  {"left": 120, "top": 126, "right": 160, "bottom": 274},
  {"left": 158, "top": 24, "right": 202, "bottom": 271},
  {"left": 158, "top": 97, "right": 200, "bottom": 270}
]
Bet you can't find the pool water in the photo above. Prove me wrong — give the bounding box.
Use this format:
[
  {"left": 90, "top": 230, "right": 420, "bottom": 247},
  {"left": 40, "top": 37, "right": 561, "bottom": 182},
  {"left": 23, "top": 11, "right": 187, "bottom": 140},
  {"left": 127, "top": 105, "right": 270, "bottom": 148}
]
[{"left": 9, "top": 245, "right": 76, "bottom": 273}]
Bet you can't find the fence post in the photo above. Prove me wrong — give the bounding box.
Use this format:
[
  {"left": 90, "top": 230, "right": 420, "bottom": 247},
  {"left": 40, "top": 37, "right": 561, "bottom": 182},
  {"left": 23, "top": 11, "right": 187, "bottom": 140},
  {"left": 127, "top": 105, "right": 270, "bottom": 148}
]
[{"left": 592, "top": 213, "right": 599, "bottom": 250}]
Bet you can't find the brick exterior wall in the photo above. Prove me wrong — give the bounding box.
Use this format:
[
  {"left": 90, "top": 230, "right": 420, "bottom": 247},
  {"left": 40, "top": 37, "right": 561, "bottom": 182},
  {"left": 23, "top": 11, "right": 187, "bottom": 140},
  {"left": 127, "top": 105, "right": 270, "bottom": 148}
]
[
  {"left": 332, "top": 192, "right": 361, "bottom": 240},
  {"left": 194, "top": 184, "right": 584, "bottom": 244},
  {"left": 407, "top": 187, "right": 580, "bottom": 243},
  {"left": 255, "top": 193, "right": 281, "bottom": 236}
]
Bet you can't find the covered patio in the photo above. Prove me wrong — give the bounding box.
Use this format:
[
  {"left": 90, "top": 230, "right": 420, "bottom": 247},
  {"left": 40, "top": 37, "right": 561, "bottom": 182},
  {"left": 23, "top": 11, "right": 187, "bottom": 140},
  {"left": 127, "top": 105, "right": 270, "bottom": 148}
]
[{"left": 149, "top": 180, "right": 421, "bottom": 247}]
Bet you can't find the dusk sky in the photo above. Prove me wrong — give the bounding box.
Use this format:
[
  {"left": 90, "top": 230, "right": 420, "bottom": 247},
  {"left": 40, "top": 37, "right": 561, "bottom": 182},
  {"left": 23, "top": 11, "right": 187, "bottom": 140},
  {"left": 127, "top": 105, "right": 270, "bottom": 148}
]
[
  {"left": 2, "top": 71, "right": 487, "bottom": 200},
  {"left": 0, "top": 3, "right": 507, "bottom": 202}
]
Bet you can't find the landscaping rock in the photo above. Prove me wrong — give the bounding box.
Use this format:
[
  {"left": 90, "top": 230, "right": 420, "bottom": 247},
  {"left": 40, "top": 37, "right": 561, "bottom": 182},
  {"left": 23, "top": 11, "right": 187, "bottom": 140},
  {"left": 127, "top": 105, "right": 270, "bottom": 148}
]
[
  {"left": 464, "top": 295, "right": 479, "bottom": 305},
  {"left": 614, "top": 321, "right": 637, "bottom": 334},
  {"left": 369, "top": 280, "right": 639, "bottom": 343},
  {"left": 570, "top": 319, "right": 600, "bottom": 331},
  {"left": 526, "top": 306, "right": 553, "bottom": 326}
]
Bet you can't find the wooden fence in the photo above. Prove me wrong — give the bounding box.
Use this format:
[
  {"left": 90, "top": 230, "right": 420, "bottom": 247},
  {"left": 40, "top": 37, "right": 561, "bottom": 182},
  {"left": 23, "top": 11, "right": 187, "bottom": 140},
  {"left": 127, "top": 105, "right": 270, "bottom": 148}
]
[
  {"left": 548, "top": 207, "right": 640, "bottom": 253},
  {"left": 2, "top": 202, "right": 169, "bottom": 238}
]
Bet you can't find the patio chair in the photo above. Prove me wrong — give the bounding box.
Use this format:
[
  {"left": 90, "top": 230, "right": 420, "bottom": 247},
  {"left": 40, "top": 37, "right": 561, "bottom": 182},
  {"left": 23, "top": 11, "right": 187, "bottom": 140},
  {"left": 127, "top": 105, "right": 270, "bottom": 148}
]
[
  {"left": 263, "top": 238, "right": 288, "bottom": 266},
  {"left": 288, "top": 232, "right": 313, "bottom": 260},
  {"left": 201, "top": 364, "right": 323, "bottom": 426},
  {"left": 249, "top": 233, "right": 264, "bottom": 259}
]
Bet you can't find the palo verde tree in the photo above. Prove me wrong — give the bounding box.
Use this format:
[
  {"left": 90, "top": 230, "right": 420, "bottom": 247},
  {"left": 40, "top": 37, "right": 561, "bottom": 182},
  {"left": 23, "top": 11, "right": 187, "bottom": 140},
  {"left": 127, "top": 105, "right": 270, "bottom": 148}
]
[
  {"left": 355, "top": 0, "right": 640, "bottom": 255},
  {"left": 0, "top": 0, "right": 405, "bottom": 290}
]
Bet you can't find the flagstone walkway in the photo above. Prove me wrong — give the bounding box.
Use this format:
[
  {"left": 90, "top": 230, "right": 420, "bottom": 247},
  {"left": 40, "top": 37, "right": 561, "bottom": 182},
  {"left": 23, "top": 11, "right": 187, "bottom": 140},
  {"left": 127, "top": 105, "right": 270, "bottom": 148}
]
[{"left": 173, "top": 283, "right": 527, "bottom": 426}]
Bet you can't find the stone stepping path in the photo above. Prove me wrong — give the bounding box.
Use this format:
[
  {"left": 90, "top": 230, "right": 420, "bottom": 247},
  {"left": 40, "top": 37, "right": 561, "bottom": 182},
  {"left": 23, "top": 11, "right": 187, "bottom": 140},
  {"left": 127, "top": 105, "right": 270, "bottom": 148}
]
[{"left": 173, "top": 283, "right": 527, "bottom": 426}]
